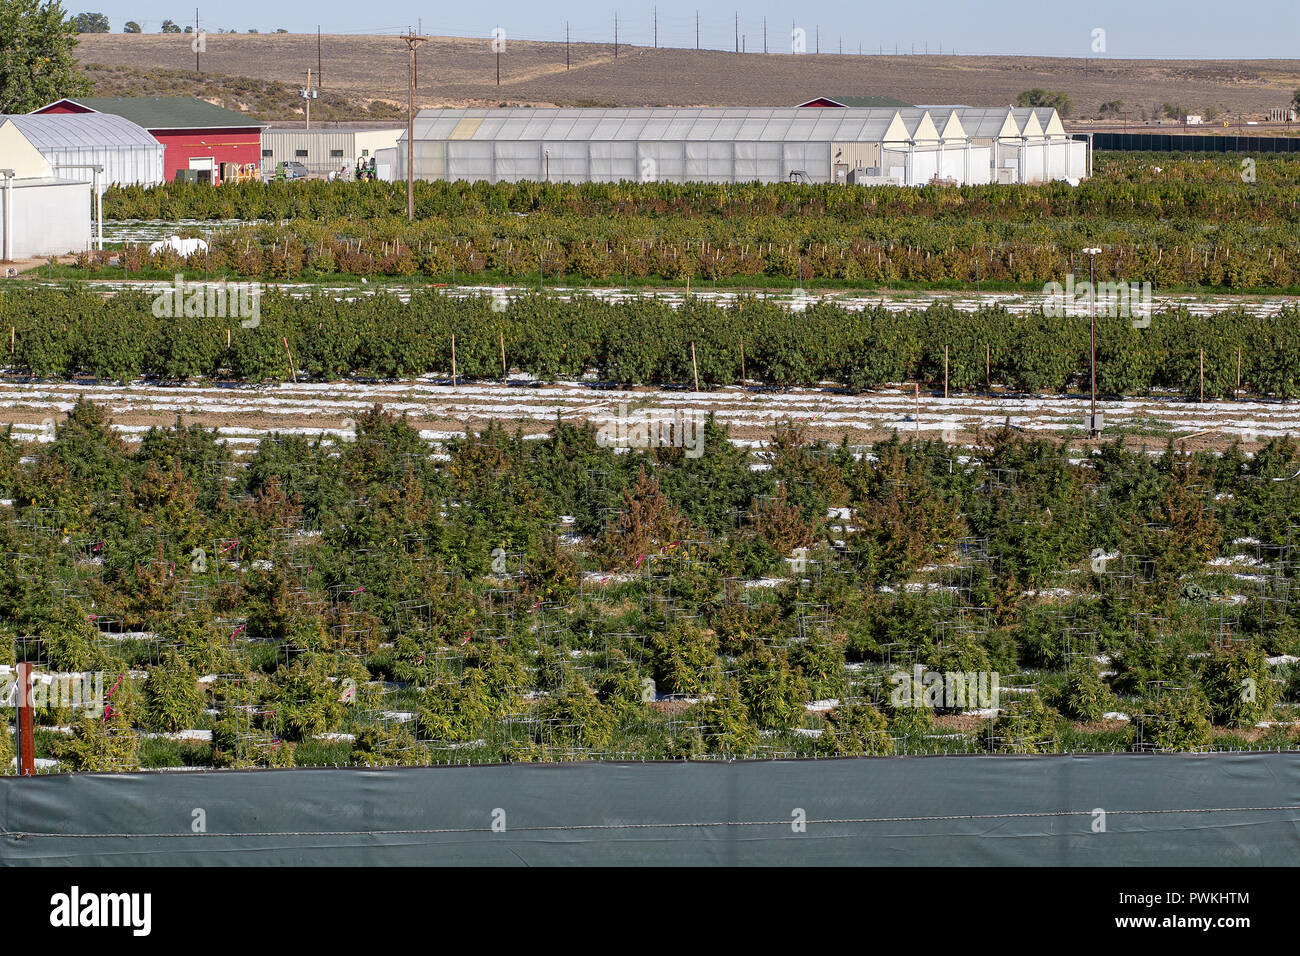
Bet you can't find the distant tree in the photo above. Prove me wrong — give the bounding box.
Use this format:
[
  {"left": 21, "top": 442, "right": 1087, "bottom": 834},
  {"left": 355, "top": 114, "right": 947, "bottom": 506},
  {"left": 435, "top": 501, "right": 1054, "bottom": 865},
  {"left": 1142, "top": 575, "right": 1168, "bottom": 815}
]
[
  {"left": 247, "top": 28, "right": 257, "bottom": 33},
  {"left": 1098, "top": 100, "right": 1124, "bottom": 116},
  {"left": 1292, "top": 89, "right": 1300, "bottom": 111},
  {"left": 160, "top": 18, "right": 180, "bottom": 32},
  {"left": 275, "top": 27, "right": 287, "bottom": 33},
  {"left": 0, "top": 0, "right": 93, "bottom": 113},
  {"left": 1016, "top": 88, "right": 1073, "bottom": 118},
  {"left": 71, "top": 10, "right": 108, "bottom": 31},
  {"left": 1161, "top": 102, "right": 1184, "bottom": 120},
  {"left": 122, "top": 19, "right": 140, "bottom": 32}
]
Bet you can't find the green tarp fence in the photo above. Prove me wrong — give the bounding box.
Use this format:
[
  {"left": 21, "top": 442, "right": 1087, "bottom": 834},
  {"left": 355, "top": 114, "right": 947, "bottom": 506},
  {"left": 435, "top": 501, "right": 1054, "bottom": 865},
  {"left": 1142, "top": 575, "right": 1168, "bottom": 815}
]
[{"left": 3, "top": 754, "right": 1298, "bottom": 865}]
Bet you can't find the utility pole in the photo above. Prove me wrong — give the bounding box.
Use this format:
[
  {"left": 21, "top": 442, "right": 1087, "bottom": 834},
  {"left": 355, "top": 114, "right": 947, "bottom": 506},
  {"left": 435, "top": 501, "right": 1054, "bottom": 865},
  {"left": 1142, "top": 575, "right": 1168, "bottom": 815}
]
[
  {"left": 566, "top": 22, "right": 570, "bottom": 70},
  {"left": 654, "top": 6, "right": 657, "bottom": 48},
  {"left": 317, "top": 26, "right": 322, "bottom": 89},
  {"left": 302, "top": 68, "right": 314, "bottom": 130},
  {"left": 615, "top": 13, "right": 618, "bottom": 58},
  {"left": 195, "top": 8, "right": 200, "bottom": 73},
  {"left": 735, "top": 12, "right": 738, "bottom": 53},
  {"left": 401, "top": 31, "right": 429, "bottom": 223},
  {"left": 696, "top": 11, "right": 700, "bottom": 50},
  {"left": 763, "top": 17, "right": 767, "bottom": 54}
]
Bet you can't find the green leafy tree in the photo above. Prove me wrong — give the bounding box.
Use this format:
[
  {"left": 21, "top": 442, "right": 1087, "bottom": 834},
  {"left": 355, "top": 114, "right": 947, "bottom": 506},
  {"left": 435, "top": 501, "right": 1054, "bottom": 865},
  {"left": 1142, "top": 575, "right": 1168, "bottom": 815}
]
[
  {"left": 0, "top": 0, "right": 92, "bottom": 113},
  {"left": 123, "top": 19, "right": 140, "bottom": 32},
  {"left": 1016, "top": 89, "right": 1073, "bottom": 117},
  {"left": 71, "top": 10, "right": 108, "bottom": 31},
  {"left": 160, "top": 18, "right": 180, "bottom": 32}
]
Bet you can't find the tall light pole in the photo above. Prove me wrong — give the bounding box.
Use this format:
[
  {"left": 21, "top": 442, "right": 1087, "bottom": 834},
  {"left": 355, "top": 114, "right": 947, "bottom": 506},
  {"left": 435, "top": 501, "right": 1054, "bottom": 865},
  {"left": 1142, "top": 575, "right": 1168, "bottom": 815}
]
[
  {"left": 1083, "top": 247, "right": 1102, "bottom": 437},
  {"left": 401, "top": 32, "right": 430, "bottom": 222}
]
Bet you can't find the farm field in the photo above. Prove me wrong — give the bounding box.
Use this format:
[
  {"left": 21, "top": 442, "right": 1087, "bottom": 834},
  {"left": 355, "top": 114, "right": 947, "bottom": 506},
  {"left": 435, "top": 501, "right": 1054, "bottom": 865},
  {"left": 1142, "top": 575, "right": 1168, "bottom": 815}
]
[
  {"left": 3, "top": 398, "right": 1300, "bottom": 773},
  {"left": 0, "top": 378, "right": 1295, "bottom": 457},
  {"left": 7, "top": 150, "right": 1300, "bottom": 776},
  {"left": 68, "top": 153, "right": 1300, "bottom": 296}
]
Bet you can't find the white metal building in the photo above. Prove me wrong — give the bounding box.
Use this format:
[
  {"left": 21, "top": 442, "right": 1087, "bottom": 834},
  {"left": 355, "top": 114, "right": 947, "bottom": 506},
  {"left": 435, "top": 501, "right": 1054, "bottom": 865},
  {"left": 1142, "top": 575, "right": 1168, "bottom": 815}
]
[
  {"left": 397, "top": 106, "right": 1083, "bottom": 188},
  {"left": 0, "top": 113, "right": 164, "bottom": 191},
  {"left": 0, "top": 120, "right": 92, "bottom": 260}
]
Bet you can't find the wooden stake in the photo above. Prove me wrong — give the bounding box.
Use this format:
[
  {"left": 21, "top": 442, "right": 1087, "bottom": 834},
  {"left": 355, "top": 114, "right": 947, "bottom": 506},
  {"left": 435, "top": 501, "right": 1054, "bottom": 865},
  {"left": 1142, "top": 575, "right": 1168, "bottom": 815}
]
[
  {"left": 226, "top": 328, "right": 230, "bottom": 349},
  {"left": 16, "top": 662, "right": 34, "bottom": 775},
  {"left": 739, "top": 337, "right": 746, "bottom": 386},
  {"left": 9, "top": 326, "right": 13, "bottom": 354},
  {"left": 691, "top": 341, "right": 700, "bottom": 391},
  {"left": 944, "top": 345, "right": 949, "bottom": 399},
  {"left": 1199, "top": 348, "right": 1205, "bottom": 402},
  {"left": 1236, "top": 346, "right": 1242, "bottom": 397},
  {"left": 451, "top": 334, "right": 457, "bottom": 386},
  {"left": 500, "top": 330, "right": 507, "bottom": 381},
  {"left": 914, "top": 382, "right": 920, "bottom": 435},
  {"left": 985, "top": 343, "right": 990, "bottom": 387},
  {"left": 282, "top": 336, "right": 297, "bottom": 384}
]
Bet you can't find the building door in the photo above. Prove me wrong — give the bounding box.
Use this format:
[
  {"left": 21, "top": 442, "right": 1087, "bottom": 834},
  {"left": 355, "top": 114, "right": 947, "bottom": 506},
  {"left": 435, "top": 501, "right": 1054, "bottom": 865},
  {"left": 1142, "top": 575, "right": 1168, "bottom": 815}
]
[{"left": 189, "top": 156, "right": 216, "bottom": 184}]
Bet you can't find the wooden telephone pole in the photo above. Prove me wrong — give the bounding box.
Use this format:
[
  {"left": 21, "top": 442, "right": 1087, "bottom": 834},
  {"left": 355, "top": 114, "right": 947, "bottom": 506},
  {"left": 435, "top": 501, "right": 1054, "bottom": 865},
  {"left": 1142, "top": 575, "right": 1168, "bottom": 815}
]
[{"left": 401, "top": 32, "right": 430, "bottom": 222}]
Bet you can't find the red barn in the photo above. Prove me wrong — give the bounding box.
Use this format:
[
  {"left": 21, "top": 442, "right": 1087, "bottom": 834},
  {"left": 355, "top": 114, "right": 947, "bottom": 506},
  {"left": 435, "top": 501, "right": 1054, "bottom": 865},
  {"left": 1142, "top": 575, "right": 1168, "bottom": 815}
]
[{"left": 32, "top": 97, "right": 265, "bottom": 184}]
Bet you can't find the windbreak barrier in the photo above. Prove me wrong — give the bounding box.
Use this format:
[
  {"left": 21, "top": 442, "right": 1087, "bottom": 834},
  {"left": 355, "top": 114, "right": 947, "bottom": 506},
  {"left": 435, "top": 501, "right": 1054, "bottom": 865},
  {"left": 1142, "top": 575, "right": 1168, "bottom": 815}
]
[
  {"left": 1086, "top": 132, "right": 1300, "bottom": 152},
  {"left": 3, "top": 755, "right": 1298, "bottom": 866}
]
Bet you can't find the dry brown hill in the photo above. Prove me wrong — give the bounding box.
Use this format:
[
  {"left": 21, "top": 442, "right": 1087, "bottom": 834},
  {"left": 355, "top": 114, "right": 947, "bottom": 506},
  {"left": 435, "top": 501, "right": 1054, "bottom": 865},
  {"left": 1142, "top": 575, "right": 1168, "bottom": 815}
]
[{"left": 74, "top": 33, "right": 1300, "bottom": 122}]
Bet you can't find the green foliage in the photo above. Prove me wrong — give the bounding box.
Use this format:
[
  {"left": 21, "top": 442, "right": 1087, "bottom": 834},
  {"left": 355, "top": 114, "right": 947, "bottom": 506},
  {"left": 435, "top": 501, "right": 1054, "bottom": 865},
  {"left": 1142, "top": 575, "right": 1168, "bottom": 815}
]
[
  {"left": 350, "top": 725, "right": 428, "bottom": 766},
  {"left": 48, "top": 709, "right": 139, "bottom": 771},
  {"left": 8, "top": 288, "right": 1300, "bottom": 398},
  {"left": 142, "top": 656, "right": 204, "bottom": 732},
  {"left": 988, "top": 694, "right": 1060, "bottom": 754},
  {"left": 1199, "top": 647, "right": 1279, "bottom": 729},
  {"left": 672, "top": 679, "right": 759, "bottom": 757},
  {"left": 418, "top": 673, "right": 493, "bottom": 742},
  {"left": 1017, "top": 89, "right": 1073, "bottom": 117},
  {"left": 1055, "top": 662, "right": 1119, "bottom": 723},
  {"left": 71, "top": 10, "right": 108, "bottom": 31},
  {"left": 0, "top": 0, "right": 92, "bottom": 113},
  {"left": 821, "top": 702, "right": 894, "bottom": 755},
  {"left": 1141, "top": 689, "right": 1214, "bottom": 752}
]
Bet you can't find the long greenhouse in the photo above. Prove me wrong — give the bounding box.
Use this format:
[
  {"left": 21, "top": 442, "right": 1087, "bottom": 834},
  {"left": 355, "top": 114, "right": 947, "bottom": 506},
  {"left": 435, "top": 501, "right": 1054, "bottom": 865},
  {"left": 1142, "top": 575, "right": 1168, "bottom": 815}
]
[{"left": 396, "top": 106, "right": 1086, "bottom": 187}]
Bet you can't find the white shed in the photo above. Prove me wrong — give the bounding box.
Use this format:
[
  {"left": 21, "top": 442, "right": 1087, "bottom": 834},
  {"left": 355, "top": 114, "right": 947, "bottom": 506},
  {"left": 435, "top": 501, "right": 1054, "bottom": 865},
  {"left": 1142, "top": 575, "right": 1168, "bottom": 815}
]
[
  {"left": 0, "top": 120, "right": 93, "bottom": 260},
  {"left": 1, "top": 112, "right": 164, "bottom": 191}
]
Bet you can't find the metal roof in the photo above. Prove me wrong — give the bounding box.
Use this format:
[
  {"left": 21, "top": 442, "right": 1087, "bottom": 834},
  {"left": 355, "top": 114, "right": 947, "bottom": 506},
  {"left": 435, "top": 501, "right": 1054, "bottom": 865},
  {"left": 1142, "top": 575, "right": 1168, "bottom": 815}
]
[
  {"left": 39, "top": 97, "right": 266, "bottom": 130},
  {"left": 408, "top": 108, "right": 911, "bottom": 143},
  {"left": 1, "top": 112, "right": 160, "bottom": 149}
]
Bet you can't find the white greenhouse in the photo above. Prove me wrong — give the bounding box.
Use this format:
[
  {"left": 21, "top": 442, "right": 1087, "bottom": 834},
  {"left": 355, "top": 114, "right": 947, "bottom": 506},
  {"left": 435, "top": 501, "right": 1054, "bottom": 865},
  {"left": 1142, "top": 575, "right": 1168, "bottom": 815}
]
[
  {"left": 0, "top": 112, "right": 165, "bottom": 192},
  {"left": 397, "top": 106, "right": 1084, "bottom": 187}
]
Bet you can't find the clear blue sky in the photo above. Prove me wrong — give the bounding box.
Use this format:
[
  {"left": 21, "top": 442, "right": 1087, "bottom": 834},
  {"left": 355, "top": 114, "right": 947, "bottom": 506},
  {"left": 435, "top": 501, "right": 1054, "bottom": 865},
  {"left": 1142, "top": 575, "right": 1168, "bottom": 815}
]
[{"left": 80, "top": 1, "right": 1298, "bottom": 59}]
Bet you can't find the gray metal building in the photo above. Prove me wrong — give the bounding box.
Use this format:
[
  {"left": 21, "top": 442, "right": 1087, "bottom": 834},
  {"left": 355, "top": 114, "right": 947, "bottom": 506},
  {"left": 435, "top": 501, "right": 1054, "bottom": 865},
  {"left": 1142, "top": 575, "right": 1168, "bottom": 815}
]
[{"left": 261, "top": 127, "right": 403, "bottom": 179}]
